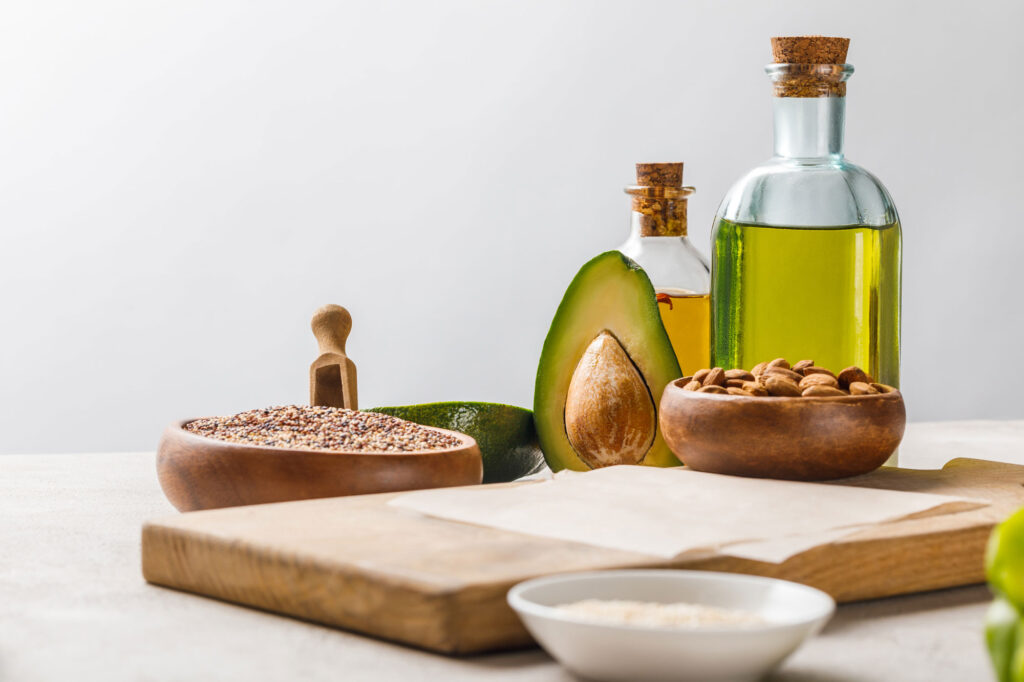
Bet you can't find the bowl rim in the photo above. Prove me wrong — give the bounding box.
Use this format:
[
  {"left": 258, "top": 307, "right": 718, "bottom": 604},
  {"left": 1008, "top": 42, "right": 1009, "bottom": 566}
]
[
  {"left": 507, "top": 569, "right": 835, "bottom": 635},
  {"left": 666, "top": 378, "right": 903, "bottom": 403},
  {"left": 167, "top": 417, "right": 479, "bottom": 459}
]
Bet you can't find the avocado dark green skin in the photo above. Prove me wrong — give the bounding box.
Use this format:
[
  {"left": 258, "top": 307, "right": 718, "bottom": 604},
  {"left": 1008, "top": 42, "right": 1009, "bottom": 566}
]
[
  {"left": 367, "top": 402, "right": 545, "bottom": 483},
  {"left": 534, "top": 250, "right": 683, "bottom": 472}
]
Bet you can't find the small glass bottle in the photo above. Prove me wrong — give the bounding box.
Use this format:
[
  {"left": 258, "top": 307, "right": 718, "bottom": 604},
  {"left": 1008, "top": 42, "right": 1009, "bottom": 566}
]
[
  {"left": 711, "top": 37, "right": 901, "bottom": 386},
  {"left": 619, "top": 163, "right": 710, "bottom": 375}
]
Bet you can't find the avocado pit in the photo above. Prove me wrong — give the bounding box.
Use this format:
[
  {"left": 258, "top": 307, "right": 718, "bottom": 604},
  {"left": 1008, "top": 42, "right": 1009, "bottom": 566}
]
[{"left": 564, "top": 331, "right": 657, "bottom": 468}]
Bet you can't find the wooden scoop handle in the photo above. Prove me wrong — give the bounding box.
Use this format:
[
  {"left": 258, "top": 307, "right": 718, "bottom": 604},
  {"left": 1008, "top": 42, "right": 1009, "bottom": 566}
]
[
  {"left": 311, "top": 304, "right": 352, "bottom": 356},
  {"left": 309, "top": 304, "right": 358, "bottom": 410}
]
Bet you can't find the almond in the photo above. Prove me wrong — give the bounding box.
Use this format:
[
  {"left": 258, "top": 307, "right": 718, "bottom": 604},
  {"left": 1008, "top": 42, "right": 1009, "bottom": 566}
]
[
  {"left": 742, "top": 381, "right": 769, "bottom": 396},
  {"left": 725, "top": 379, "right": 747, "bottom": 388},
  {"left": 693, "top": 368, "right": 711, "bottom": 384},
  {"left": 767, "top": 357, "right": 790, "bottom": 370},
  {"left": 871, "top": 382, "right": 897, "bottom": 394},
  {"left": 726, "top": 387, "right": 749, "bottom": 396},
  {"left": 802, "top": 385, "right": 848, "bottom": 397},
  {"left": 803, "top": 366, "right": 837, "bottom": 379},
  {"left": 764, "top": 375, "right": 802, "bottom": 397},
  {"left": 682, "top": 380, "right": 702, "bottom": 391},
  {"left": 764, "top": 366, "right": 803, "bottom": 383},
  {"left": 792, "top": 359, "right": 815, "bottom": 374},
  {"left": 838, "top": 366, "right": 872, "bottom": 388},
  {"left": 698, "top": 384, "right": 728, "bottom": 394},
  {"left": 703, "top": 367, "right": 726, "bottom": 387},
  {"left": 799, "top": 373, "right": 839, "bottom": 390},
  {"left": 849, "top": 381, "right": 879, "bottom": 395},
  {"left": 725, "top": 369, "right": 755, "bottom": 382},
  {"left": 751, "top": 362, "right": 769, "bottom": 377}
]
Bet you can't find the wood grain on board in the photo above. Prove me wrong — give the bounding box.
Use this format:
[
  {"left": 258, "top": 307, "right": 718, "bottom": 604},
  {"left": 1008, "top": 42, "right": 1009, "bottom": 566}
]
[{"left": 142, "top": 458, "right": 1024, "bottom": 654}]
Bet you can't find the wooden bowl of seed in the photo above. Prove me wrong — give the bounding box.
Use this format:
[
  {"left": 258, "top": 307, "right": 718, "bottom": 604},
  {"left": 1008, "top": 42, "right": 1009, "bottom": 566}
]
[
  {"left": 156, "top": 405, "right": 484, "bottom": 511},
  {"left": 658, "top": 359, "right": 906, "bottom": 481}
]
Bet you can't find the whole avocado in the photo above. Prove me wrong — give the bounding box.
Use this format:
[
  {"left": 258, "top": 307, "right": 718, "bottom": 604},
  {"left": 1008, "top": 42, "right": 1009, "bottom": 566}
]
[
  {"left": 367, "top": 402, "right": 545, "bottom": 483},
  {"left": 987, "top": 506, "right": 1024, "bottom": 682}
]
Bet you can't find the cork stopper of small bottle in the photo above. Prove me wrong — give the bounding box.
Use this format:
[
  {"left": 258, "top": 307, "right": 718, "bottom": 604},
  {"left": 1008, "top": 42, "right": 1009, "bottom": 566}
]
[
  {"left": 769, "top": 36, "right": 850, "bottom": 98},
  {"left": 635, "top": 162, "right": 683, "bottom": 188},
  {"left": 771, "top": 36, "right": 849, "bottom": 65},
  {"left": 627, "top": 163, "right": 693, "bottom": 238}
]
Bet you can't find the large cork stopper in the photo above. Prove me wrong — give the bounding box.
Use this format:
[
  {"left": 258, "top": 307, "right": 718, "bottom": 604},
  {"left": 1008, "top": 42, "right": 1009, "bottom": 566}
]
[
  {"left": 769, "top": 36, "right": 851, "bottom": 98},
  {"left": 627, "top": 163, "right": 693, "bottom": 237},
  {"left": 771, "top": 36, "right": 849, "bottom": 64}
]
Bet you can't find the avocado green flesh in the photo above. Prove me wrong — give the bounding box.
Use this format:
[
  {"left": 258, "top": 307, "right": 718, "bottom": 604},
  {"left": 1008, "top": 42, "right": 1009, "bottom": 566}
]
[
  {"left": 367, "top": 402, "right": 545, "bottom": 483},
  {"left": 534, "top": 251, "right": 683, "bottom": 472}
]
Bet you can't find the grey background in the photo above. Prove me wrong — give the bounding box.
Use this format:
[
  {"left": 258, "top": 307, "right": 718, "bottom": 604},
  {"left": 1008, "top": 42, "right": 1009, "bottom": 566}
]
[{"left": 1, "top": 0, "right": 1021, "bottom": 455}]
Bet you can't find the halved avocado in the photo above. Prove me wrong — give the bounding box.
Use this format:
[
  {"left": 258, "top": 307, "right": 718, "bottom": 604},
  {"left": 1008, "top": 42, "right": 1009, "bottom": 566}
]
[
  {"left": 534, "top": 251, "right": 683, "bottom": 471},
  {"left": 366, "top": 402, "right": 545, "bottom": 483}
]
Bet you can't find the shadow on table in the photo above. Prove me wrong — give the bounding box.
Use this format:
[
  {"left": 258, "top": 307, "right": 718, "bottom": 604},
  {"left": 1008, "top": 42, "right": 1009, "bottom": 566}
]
[
  {"left": 821, "top": 583, "right": 991, "bottom": 636},
  {"left": 767, "top": 671, "right": 864, "bottom": 682},
  {"left": 464, "top": 648, "right": 553, "bottom": 668},
  {"left": 463, "top": 647, "right": 868, "bottom": 682},
  {"left": 457, "top": 648, "right": 587, "bottom": 680},
  {"left": 466, "top": 652, "right": 865, "bottom": 682}
]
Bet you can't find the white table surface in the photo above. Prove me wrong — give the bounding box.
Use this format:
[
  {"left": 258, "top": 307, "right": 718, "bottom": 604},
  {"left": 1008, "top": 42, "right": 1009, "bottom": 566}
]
[{"left": 3, "top": 420, "right": 1023, "bottom": 682}]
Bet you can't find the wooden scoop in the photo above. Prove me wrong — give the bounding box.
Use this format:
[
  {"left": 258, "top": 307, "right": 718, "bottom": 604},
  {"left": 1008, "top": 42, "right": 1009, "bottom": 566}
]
[{"left": 309, "top": 304, "right": 358, "bottom": 410}]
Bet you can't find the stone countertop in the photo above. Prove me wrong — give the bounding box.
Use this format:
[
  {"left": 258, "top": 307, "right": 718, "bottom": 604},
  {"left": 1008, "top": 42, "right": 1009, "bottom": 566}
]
[{"left": 3, "top": 420, "right": 1022, "bottom": 681}]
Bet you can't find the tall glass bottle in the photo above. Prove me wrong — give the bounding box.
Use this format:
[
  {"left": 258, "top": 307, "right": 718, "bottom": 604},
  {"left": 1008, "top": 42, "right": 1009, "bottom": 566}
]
[
  {"left": 711, "top": 37, "right": 901, "bottom": 387},
  {"left": 619, "top": 163, "right": 710, "bottom": 375}
]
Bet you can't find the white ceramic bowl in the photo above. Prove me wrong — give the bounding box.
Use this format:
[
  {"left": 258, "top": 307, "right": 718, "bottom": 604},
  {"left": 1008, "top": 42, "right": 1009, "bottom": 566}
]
[{"left": 507, "top": 569, "right": 834, "bottom": 682}]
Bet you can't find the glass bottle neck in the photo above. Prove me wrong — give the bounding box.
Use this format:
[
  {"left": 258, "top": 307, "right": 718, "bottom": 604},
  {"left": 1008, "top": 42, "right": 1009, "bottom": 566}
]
[
  {"left": 628, "top": 211, "right": 687, "bottom": 239},
  {"left": 619, "top": 213, "right": 709, "bottom": 294},
  {"left": 772, "top": 96, "right": 845, "bottom": 160}
]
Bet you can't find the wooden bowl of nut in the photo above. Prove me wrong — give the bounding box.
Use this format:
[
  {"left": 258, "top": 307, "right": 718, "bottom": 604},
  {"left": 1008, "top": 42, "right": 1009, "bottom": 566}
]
[
  {"left": 156, "top": 405, "right": 484, "bottom": 511},
  {"left": 659, "top": 359, "right": 906, "bottom": 481}
]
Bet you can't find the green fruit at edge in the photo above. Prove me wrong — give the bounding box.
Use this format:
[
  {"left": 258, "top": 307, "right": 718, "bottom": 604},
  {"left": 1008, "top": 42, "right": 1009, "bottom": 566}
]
[
  {"left": 986, "top": 597, "right": 1024, "bottom": 682},
  {"left": 985, "top": 507, "right": 1024, "bottom": 682},
  {"left": 988, "top": 507, "right": 1024, "bottom": 610},
  {"left": 367, "top": 402, "right": 545, "bottom": 483},
  {"left": 534, "top": 250, "right": 683, "bottom": 472}
]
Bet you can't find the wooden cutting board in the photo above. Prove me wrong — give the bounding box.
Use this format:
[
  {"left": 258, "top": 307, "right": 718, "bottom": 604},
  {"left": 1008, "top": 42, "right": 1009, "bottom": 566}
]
[{"left": 142, "top": 458, "right": 1023, "bottom": 654}]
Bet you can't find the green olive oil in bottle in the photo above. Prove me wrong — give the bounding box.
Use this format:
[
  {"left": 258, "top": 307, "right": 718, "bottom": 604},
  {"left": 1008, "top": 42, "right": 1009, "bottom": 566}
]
[{"left": 711, "top": 36, "right": 902, "bottom": 388}]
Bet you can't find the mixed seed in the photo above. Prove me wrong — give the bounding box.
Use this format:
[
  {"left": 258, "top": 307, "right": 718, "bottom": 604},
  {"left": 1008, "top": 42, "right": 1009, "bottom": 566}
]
[
  {"left": 184, "top": 405, "right": 461, "bottom": 452},
  {"left": 681, "top": 358, "right": 898, "bottom": 398}
]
